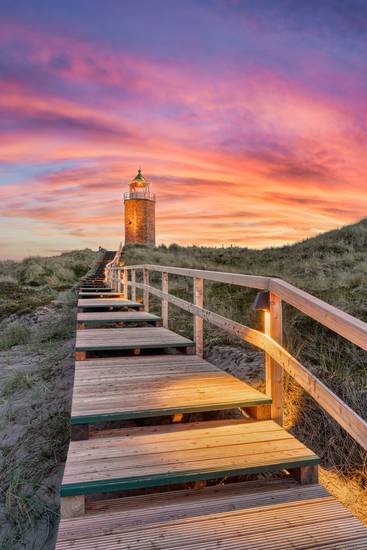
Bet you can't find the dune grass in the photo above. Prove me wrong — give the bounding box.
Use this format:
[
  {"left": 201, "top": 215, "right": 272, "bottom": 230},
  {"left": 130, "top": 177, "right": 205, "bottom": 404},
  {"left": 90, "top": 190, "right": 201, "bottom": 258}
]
[{"left": 0, "top": 249, "right": 99, "bottom": 320}]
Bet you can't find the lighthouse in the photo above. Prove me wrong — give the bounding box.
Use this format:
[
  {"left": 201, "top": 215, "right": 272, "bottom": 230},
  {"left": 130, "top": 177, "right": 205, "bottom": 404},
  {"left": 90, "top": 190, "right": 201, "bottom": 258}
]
[{"left": 124, "top": 169, "right": 156, "bottom": 247}]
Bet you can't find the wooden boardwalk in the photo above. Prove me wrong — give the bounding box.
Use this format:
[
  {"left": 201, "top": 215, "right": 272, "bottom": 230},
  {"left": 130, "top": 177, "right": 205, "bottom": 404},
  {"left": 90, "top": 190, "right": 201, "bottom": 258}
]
[
  {"left": 56, "top": 265, "right": 367, "bottom": 548},
  {"left": 57, "top": 480, "right": 367, "bottom": 549}
]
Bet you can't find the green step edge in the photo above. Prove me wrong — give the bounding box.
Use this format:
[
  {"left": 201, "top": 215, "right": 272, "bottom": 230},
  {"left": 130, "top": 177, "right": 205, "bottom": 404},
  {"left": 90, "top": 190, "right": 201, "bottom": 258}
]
[
  {"left": 77, "top": 304, "right": 143, "bottom": 309},
  {"left": 60, "top": 455, "right": 320, "bottom": 497},
  {"left": 78, "top": 317, "right": 161, "bottom": 325},
  {"left": 70, "top": 397, "right": 272, "bottom": 424},
  {"left": 75, "top": 341, "right": 194, "bottom": 351}
]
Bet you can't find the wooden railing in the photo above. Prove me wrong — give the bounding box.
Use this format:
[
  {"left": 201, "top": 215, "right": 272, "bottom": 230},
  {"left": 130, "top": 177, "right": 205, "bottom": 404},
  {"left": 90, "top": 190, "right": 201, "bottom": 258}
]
[
  {"left": 105, "top": 263, "right": 367, "bottom": 451},
  {"left": 105, "top": 243, "right": 123, "bottom": 290}
]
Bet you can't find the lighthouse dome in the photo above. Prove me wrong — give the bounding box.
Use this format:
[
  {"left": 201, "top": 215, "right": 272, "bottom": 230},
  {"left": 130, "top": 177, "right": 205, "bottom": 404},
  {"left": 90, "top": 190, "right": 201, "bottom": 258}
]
[{"left": 128, "top": 168, "right": 149, "bottom": 191}]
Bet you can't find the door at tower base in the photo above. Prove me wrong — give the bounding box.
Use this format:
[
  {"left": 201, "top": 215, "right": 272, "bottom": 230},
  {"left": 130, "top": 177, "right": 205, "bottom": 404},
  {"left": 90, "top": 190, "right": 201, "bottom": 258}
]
[{"left": 124, "top": 197, "right": 155, "bottom": 247}]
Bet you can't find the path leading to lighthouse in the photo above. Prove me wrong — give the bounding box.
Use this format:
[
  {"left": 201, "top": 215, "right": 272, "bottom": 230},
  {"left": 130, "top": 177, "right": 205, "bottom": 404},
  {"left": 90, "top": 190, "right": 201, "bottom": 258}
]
[{"left": 55, "top": 254, "right": 367, "bottom": 548}]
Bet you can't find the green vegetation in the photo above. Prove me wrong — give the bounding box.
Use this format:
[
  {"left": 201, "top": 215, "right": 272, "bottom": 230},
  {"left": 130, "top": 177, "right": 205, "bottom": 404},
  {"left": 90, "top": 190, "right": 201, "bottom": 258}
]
[
  {"left": 0, "top": 249, "right": 98, "bottom": 319},
  {"left": 1, "top": 371, "right": 32, "bottom": 398},
  {"left": 0, "top": 289, "right": 78, "bottom": 548},
  {"left": 123, "top": 218, "right": 367, "bottom": 487},
  {"left": 0, "top": 321, "right": 32, "bottom": 351}
]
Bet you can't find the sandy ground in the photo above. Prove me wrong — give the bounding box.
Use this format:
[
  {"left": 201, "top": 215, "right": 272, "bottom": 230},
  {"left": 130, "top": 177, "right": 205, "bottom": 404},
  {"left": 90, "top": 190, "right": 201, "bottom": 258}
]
[{"left": 0, "top": 299, "right": 76, "bottom": 549}]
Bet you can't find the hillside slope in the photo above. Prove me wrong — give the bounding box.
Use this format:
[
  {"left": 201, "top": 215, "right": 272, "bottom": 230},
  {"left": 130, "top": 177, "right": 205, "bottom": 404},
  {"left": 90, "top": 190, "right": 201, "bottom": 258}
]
[
  {"left": 0, "top": 249, "right": 99, "bottom": 320},
  {"left": 124, "top": 217, "right": 367, "bottom": 320}
]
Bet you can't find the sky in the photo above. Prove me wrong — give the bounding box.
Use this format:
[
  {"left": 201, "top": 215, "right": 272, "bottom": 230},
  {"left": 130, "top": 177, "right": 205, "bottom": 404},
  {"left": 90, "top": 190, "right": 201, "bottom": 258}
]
[{"left": 1, "top": 0, "right": 367, "bottom": 259}]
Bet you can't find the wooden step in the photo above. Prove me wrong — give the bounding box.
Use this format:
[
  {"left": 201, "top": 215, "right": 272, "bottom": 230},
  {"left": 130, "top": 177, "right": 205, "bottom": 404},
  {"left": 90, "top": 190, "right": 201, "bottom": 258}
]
[
  {"left": 77, "top": 311, "right": 161, "bottom": 328},
  {"left": 60, "top": 419, "right": 319, "bottom": 507},
  {"left": 56, "top": 478, "right": 367, "bottom": 548},
  {"left": 78, "top": 292, "right": 123, "bottom": 298},
  {"left": 77, "top": 298, "right": 143, "bottom": 311},
  {"left": 70, "top": 355, "right": 271, "bottom": 433},
  {"left": 79, "top": 287, "right": 112, "bottom": 292},
  {"left": 75, "top": 327, "right": 194, "bottom": 359}
]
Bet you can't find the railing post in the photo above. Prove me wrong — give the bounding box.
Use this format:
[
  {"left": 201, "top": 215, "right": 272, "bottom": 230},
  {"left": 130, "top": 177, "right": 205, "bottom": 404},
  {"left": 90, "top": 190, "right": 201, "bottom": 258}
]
[
  {"left": 123, "top": 269, "right": 128, "bottom": 299},
  {"left": 265, "top": 292, "right": 283, "bottom": 425},
  {"left": 116, "top": 268, "right": 121, "bottom": 293},
  {"left": 114, "top": 269, "right": 118, "bottom": 292},
  {"left": 143, "top": 268, "right": 149, "bottom": 312},
  {"left": 194, "top": 277, "right": 204, "bottom": 357},
  {"left": 131, "top": 270, "right": 136, "bottom": 301},
  {"left": 162, "top": 272, "right": 169, "bottom": 328}
]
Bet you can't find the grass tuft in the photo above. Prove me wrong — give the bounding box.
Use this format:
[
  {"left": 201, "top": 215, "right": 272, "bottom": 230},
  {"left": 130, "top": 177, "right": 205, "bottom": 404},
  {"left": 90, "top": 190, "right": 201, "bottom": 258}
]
[
  {"left": 0, "top": 321, "right": 32, "bottom": 351},
  {"left": 1, "top": 371, "right": 32, "bottom": 397}
]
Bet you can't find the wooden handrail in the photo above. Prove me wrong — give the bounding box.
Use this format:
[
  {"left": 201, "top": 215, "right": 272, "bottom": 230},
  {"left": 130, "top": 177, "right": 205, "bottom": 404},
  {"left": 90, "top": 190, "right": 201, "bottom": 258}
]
[
  {"left": 123, "top": 264, "right": 367, "bottom": 351},
  {"left": 124, "top": 264, "right": 270, "bottom": 290},
  {"left": 270, "top": 278, "right": 367, "bottom": 352},
  {"left": 130, "top": 280, "right": 367, "bottom": 451},
  {"left": 105, "top": 262, "right": 367, "bottom": 450}
]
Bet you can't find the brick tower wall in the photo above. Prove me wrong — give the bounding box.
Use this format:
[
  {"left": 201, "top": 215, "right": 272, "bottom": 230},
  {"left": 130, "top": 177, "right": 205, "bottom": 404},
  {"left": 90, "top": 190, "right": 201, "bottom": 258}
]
[{"left": 124, "top": 198, "right": 155, "bottom": 247}]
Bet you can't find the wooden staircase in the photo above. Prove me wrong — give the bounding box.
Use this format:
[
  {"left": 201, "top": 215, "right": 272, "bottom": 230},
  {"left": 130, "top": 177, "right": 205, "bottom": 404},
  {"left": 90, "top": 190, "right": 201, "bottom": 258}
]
[
  {"left": 55, "top": 267, "right": 367, "bottom": 548},
  {"left": 57, "top": 480, "right": 367, "bottom": 549}
]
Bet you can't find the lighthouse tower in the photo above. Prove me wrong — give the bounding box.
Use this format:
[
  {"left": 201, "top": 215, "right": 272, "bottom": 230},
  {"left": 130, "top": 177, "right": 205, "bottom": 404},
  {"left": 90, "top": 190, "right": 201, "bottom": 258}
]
[{"left": 124, "top": 169, "right": 156, "bottom": 247}]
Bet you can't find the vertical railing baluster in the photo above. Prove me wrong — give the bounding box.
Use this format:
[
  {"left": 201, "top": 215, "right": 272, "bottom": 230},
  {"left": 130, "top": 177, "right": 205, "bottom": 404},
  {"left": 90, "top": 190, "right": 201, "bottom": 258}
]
[
  {"left": 265, "top": 293, "right": 283, "bottom": 425},
  {"left": 123, "top": 268, "right": 128, "bottom": 299},
  {"left": 116, "top": 268, "right": 121, "bottom": 294},
  {"left": 131, "top": 269, "right": 136, "bottom": 301},
  {"left": 162, "top": 272, "right": 169, "bottom": 328},
  {"left": 194, "top": 277, "right": 204, "bottom": 357},
  {"left": 143, "top": 268, "right": 149, "bottom": 312}
]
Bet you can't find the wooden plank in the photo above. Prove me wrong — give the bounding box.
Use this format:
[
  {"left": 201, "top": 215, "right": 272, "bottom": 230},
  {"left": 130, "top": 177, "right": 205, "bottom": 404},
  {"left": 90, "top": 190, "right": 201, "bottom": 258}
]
[
  {"left": 126, "top": 264, "right": 270, "bottom": 290},
  {"left": 56, "top": 480, "right": 333, "bottom": 540},
  {"left": 70, "top": 354, "right": 271, "bottom": 423},
  {"left": 270, "top": 278, "right": 367, "bottom": 352},
  {"left": 76, "top": 311, "right": 161, "bottom": 325},
  {"left": 85, "top": 478, "right": 326, "bottom": 518},
  {"left": 56, "top": 479, "right": 367, "bottom": 548},
  {"left": 77, "top": 298, "right": 143, "bottom": 310},
  {"left": 75, "top": 327, "right": 194, "bottom": 351},
  {"left": 80, "top": 287, "right": 112, "bottom": 292},
  {"left": 60, "top": 420, "right": 319, "bottom": 496},
  {"left": 57, "top": 507, "right": 367, "bottom": 549},
  {"left": 78, "top": 292, "right": 122, "bottom": 298}
]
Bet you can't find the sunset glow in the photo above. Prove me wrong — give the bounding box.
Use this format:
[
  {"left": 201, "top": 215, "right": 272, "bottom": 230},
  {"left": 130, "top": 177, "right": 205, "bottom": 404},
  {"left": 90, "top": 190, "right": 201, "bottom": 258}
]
[{"left": 1, "top": 1, "right": 367, "bottom": 258}]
